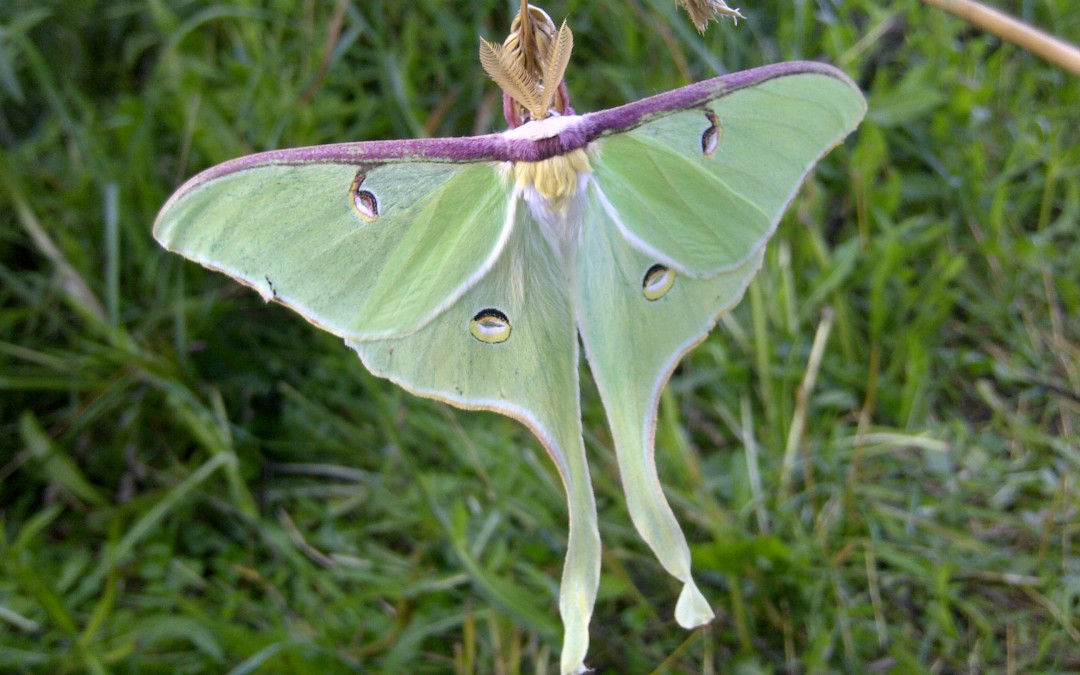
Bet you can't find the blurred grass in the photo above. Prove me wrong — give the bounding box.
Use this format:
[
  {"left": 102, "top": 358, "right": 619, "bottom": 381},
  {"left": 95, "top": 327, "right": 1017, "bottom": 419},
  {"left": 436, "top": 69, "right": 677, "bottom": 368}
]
[{"left": 1, "top": 0, "right": 1078, "bottom": 672}]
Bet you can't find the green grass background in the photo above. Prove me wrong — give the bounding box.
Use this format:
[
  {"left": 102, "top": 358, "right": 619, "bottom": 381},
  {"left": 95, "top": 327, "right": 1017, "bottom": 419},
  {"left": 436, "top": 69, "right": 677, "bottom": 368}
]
[{"left": 2, "top": 0, "right": 1078, "bottom": 672}]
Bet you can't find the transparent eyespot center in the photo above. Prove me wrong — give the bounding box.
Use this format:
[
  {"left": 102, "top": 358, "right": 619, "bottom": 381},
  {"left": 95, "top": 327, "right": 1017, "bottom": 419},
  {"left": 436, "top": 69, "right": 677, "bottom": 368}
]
[
  {"left": 470, "top": 309, "right": 512, "bottom": 343},
  {"left": 701, "top": 110, "right": 722, "bottom": 157},
  {"left": 642, "top": 264, "right": 675, "bottom": 301},
  {"left": 354, "top": 191, "right": 378, "bottom": 221},
  {"left": 350, "top": 171, "right": 379, "bottom": 221}
]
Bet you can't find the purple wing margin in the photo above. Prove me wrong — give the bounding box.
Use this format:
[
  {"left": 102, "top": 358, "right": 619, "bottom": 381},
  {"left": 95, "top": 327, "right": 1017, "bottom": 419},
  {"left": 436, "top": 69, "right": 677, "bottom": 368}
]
[
  {"left": 581, "top": 61, "right": 859, "bottom": 140},
  {"left": 164, "top": 61, "right": 856, "bottom": 208},
  {"left": 162, "top": 135, "right": 512, "bottom": 207}
]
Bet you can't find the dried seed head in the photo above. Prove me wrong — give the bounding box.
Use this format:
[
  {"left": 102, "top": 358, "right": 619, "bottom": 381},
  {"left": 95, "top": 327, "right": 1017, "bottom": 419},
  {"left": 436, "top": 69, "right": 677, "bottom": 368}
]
[{"left": 676, "top": 0, "right": 745, "bottom": 33}]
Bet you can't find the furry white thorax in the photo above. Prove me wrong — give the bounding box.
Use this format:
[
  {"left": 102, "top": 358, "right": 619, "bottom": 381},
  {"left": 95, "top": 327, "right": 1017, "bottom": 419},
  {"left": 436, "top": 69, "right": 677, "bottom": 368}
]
[
  {"left": 504, "top": 143, "right": 592, "bottom": 275},
  {"left": 502, "top": 114, "right": 584, "bottom": 141},
  {"left": 519, "top": 171, "right": 590, "bottom": 270},
  {"left": 500, "top": 112, "right": 592, "bottom": 278}
]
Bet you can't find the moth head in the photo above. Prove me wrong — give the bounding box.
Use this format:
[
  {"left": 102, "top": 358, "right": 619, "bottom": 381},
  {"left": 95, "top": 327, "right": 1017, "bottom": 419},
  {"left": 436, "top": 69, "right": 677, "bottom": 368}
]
[{"left": 479, "top": 1, "right": 574, "bottom": 128}]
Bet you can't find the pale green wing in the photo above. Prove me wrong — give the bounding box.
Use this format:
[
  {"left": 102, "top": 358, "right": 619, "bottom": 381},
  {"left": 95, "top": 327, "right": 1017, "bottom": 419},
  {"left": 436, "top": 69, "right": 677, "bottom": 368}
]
[
  {"left": 577, "top": 181, "right": 765, "bottom": 628},
  {"left": 577, "top": 62, "right": 864, "bottom": 626},
  {"left": 349, "top": 210, "right": 599, "bottom": 675},
  {"left": 155, "top": 157, "right": 512, "bottom": 339},
  {"left": 587, "top": 69, "right": 866, "bottom": 276}
]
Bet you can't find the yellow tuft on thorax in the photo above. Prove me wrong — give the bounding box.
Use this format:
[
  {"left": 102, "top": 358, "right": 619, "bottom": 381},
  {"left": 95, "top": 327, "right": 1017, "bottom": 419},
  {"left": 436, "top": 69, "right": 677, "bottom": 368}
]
[{"left": 512, "top": 148, "right": 591, "bottom": 210}]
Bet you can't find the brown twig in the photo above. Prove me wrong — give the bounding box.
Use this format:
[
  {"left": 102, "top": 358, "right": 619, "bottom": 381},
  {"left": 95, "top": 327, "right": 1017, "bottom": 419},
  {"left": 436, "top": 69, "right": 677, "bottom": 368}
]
[
  {"left": 300, "top": 0, "right": 349, "bottom": 104},
  {"left": 923, "top": 0, "right": 1080, "bottom": 75}
]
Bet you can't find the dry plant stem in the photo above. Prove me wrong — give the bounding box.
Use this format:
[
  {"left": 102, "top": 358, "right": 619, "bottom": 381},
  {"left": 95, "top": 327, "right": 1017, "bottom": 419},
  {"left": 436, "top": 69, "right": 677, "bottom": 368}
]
[
  {"left": 741, "top": 395, "right": 769, "bottom": 535},
  {"left": 923, "top": 0, "right": 1080, "bottom": 75},
  {"left": 300, "top": 0, "right": 348, "bottom": 104},
  {"left": 779, "top": 307, "right": 835, "bottom": 498},
  {"left": 0, "top": 162, "right": 107, "bottom": 321}
]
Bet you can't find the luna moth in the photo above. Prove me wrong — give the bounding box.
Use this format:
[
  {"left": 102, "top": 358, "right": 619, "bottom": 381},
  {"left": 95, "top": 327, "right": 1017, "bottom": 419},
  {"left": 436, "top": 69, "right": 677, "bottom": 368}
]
[{"left": 155, "top": 6, "right": 865, "bottom": 672}]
